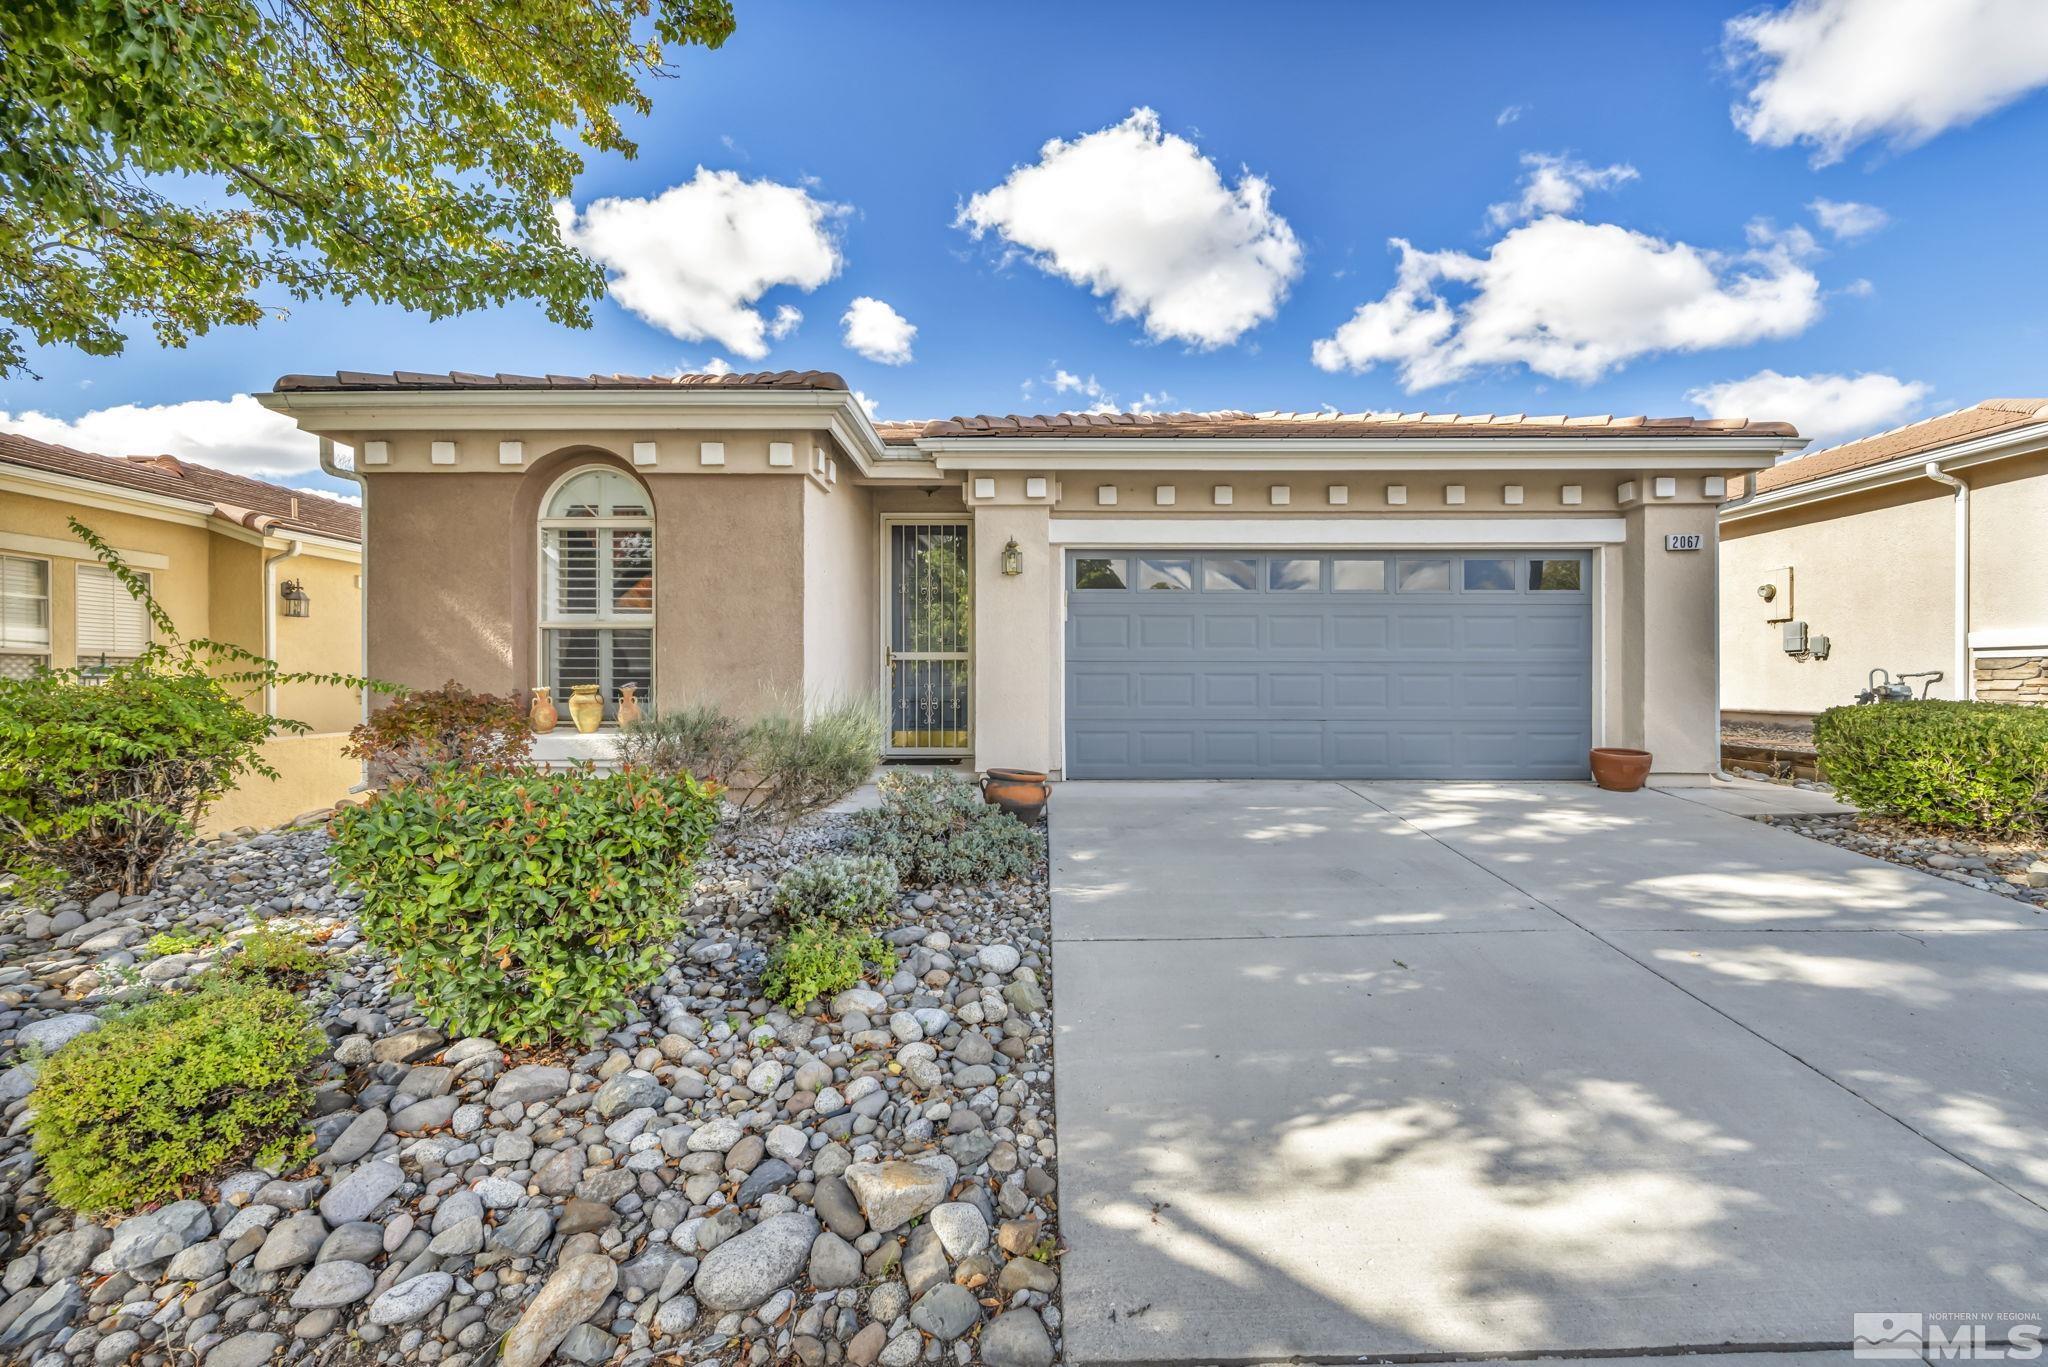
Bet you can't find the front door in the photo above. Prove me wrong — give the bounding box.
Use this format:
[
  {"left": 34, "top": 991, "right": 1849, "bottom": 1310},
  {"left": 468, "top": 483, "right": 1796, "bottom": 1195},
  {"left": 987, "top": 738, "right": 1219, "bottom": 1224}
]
[{"left": 885, "top": 521, "right": 971, "bottom": 755}]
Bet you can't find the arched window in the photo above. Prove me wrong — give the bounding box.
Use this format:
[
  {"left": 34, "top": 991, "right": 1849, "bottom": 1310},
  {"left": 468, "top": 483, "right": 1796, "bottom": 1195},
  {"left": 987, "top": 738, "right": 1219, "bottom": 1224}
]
[{"left": 539, "top": 467, "right": 653, "bottom": 721}]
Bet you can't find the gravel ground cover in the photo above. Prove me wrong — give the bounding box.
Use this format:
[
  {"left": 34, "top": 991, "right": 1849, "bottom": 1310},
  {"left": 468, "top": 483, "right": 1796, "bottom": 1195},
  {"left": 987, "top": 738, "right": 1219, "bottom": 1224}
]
[
  {"left": 0, "top": 811, "right": 1061, "bottom": 1367},
  {"left": 1757, "top": 811, "right": 2048, "bottom": 911}
]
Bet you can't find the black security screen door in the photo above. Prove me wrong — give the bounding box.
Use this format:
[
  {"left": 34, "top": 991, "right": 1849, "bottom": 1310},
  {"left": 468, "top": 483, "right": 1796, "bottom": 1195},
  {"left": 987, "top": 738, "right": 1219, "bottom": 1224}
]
[{"left": 887, "top": 522, "right": 970, "bottom": 754}]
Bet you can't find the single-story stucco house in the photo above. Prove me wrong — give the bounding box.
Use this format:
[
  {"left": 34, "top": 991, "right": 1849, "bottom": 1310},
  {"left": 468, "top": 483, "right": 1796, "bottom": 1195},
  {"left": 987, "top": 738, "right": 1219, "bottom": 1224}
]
[
  {"left": 0, "top": 430, "right": 365, "bottom": 828},
  {"left": 258, "top": 369, "right": 1805, "bottom": 785},
  {"left": 1720, "top": 398, "right": 2048, "bottom": 719}
]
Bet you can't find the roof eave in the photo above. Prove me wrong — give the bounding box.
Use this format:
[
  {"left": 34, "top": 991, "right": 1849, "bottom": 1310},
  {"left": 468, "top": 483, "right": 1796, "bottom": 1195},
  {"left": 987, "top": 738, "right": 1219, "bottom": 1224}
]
[
  {"left": 923, "top": 434, "right": 1803, "bottom": 473},
  {"left": 1721, "top": 421, "right": 2048, "bottom": 521}
]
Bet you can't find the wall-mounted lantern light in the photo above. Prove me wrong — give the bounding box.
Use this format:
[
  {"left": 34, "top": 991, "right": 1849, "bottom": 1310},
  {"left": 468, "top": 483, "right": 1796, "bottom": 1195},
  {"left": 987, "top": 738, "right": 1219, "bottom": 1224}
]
[
  {"left": 280, "top": 579, "right": 311, "bottom": 618},
  {"left": 1000, "top": 537, "right": 1023, "bottom": 577}
]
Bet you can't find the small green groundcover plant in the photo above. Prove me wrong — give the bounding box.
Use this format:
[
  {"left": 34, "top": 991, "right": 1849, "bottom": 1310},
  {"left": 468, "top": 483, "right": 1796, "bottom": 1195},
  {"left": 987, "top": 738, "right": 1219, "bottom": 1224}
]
[
  {"left": 847, "top": 772, "right": 1043, "bottom": 887},
  {"left": 1815, "top": 700, "right": 2048, "bottom": 837},
  {"left": 761, "top": 919, "right": 893, "bottom": 1011},
  {"left": 770, "top": 854, "right": 898, "bottom": 931},
  {"left": 329, "top": 765, "right": 719, "bottom": 1045},
  {"left": 31, "top": 979, "right": 323, "bottom": 1212}
]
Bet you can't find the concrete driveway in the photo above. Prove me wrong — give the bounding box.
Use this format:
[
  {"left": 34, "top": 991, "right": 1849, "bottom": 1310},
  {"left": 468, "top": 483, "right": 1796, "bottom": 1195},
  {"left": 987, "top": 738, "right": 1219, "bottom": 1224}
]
[{"left": 1051, "top": 781, "right": 2048, "bottom": 1364}]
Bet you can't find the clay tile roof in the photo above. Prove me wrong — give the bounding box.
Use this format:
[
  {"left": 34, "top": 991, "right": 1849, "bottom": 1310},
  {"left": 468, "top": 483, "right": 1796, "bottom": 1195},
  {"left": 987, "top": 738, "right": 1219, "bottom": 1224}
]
[
  {"left": 911, "top": 409, "right": 1800, "bottom": 440},
  {"left": 272, "top": 369, "right": 850, "bottom": 393},
  {"left": 0, "top": 431, "right": 360, "bottom": 542},
  {"left": 1745, "top": 398, "right": 2048, "bottom": 497}
]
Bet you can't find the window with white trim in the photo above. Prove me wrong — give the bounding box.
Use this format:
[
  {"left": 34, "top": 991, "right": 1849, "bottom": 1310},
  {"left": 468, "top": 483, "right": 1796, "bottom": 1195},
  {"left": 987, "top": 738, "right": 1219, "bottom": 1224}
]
[
  {"left": 0, "top": 555, "right": 51, "bottom": 675},
  {"left": 539, "top": 467, "right": 653, "bottom": 721},
  {"left": 75, "top": 563, "right": 151, "bottom": 670}
]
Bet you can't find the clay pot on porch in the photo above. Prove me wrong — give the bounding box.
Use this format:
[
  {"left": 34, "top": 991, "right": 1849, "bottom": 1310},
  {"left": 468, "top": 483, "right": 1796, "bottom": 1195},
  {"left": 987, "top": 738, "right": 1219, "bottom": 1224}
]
[
  {"left": 982, "top": 768, "right": 1050, "bottom": 823},
  {"left": 568, "top": 684, "right": 604, "bottom": 734},
  {"left": 528, "top": 687, "right": 559, "bottom": 734},
  {"left": 1589, "top": 747, "right": 1653, "bottom": 792},
  {"left": 616, "top": 682, "right": 642, "bottom": 728}
]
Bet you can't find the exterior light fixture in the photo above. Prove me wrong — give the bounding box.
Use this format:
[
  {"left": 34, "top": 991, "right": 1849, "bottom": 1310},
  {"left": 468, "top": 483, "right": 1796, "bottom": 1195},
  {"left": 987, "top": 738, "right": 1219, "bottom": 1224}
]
[
  {"left": 280, "top": 579, "right": 311, "bottom": 618},
  {"left": 1001, "top": 538, "right": 1023, "bottom": 577}
]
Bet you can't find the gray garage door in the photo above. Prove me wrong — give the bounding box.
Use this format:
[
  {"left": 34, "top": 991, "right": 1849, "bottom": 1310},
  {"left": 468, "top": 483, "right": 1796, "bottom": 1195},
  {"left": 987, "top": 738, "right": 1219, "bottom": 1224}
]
[{"left": 1064, "top": 550, "right": 1592, "bottom": 779}]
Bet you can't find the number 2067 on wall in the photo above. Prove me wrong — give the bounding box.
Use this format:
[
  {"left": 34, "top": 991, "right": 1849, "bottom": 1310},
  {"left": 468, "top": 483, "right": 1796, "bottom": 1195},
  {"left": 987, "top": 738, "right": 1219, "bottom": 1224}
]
[{"left": 1665, "top": 533, "right": 1704, "bottom": 551}]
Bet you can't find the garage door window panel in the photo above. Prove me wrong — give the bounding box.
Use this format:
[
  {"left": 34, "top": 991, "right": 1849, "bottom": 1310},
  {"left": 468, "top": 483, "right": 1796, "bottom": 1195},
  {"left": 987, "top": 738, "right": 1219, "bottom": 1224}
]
[
  {"left": 1138, "top": 558, "right": 1194, "bottom": 591},
  {"left": 1203, "top": 557, "right": 1257, "bottom": 592},
  {"left": 1332, "top": 558, "right": 1387, "bottom": 592},
  {"left": 1396, "top": 559, "right": 1452, "bottom": 593},
  {"left": 1268, "top": 558, "right": 1322, "bottom": 591},
  {"left": 1075, "top": 557, "right": 1127, "bottom": 590},
  {"left": 1462, "top": 557, "right": 1516, "bottom": 591},
  {"left": 1530, "top": 558, "right": 1585, "bottom": 591}
]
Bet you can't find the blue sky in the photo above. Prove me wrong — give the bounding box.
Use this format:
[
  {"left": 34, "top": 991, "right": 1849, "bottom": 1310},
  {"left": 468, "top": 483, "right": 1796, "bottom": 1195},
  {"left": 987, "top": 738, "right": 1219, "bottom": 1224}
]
[{"left": 4, "top": 0, "right": 2047, "bottom": 496}]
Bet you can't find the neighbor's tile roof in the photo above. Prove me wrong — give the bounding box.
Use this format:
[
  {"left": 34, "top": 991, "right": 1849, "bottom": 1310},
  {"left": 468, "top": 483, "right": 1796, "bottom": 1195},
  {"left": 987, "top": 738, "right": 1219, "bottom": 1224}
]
[
  {"left": 1744, "top": 398, "right": 2048, "bottom": 496},
  {"left": 272, "top": 369, "right": 848, "bottom": 392},
  {"left": 896, "top": 410, "right": 1799, "bottom": 443},
  {"left": 0, "top": 431, "right": 360, "bottom": 542}
]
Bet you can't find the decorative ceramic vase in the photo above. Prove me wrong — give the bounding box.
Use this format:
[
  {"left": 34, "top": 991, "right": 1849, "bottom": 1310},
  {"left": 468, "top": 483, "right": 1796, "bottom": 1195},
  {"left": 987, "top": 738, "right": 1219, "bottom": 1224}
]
[
  {"left": 528, "top": 687, "right": 558, "bottom": 733},
  {"left": 616, "top": 682, "right": 642, "bottom": 728},
  {"left": 1589, "top": 747, "right": 1653, "bottom": 792},
  {"left": 981, "top": 767, "right": 1051, "bottom": 823},
  {"left": 569, "top": 684, "right": 604, "bottom": 734}
]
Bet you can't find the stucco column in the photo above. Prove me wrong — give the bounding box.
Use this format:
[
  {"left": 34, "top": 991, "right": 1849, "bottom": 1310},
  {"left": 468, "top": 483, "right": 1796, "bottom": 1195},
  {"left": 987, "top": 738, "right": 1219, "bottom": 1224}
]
[
  {"left": 970, "top": 498, "right": 1055, "bottom": 773},
  {"left": 1623, "top": 497, "right": 1722, "bottom": 782}
]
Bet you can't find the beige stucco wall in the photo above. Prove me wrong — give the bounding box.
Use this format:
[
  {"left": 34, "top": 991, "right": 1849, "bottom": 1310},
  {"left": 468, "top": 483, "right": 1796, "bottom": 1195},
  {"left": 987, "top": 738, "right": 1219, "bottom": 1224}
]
[
  {"left": 1721, "top": 484, "right": 1959, "bottom": 713},
  {"left": 802, "top": 479, "right": 877, "bottom": 705},
  {"left": 1625, "top": 501, "right": 1721, "bottom": 778},
  {"left": 1967, "top": 451, "right": 2048, "bottom": 637},
  {"left": 272, "top": 552, "right": 364, "bottom": 732},
  {"left": 202, "top": 733, "right": 360, "bottom": 835},
  {"left": 1, "top": 490, "right": 215, "bottom": 661},
  {"left": 1049, "top": 473, "right": 1622, "bottom": 515}
]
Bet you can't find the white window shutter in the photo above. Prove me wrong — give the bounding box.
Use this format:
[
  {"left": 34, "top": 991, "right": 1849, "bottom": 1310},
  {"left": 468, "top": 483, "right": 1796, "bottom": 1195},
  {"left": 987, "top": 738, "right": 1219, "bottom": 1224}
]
[
  {"left": 75, "top": 565, "right": 151, "bottom": 657},
  {"left": 1, "top": 556, "right": 50, "bottom": 650}
]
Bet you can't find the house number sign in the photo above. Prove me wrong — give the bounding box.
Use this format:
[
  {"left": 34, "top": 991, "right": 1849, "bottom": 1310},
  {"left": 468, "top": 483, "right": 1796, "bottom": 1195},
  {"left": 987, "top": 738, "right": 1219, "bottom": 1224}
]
[{"left": 1665, "top": 533, "right": 1704, "bottom": 551}]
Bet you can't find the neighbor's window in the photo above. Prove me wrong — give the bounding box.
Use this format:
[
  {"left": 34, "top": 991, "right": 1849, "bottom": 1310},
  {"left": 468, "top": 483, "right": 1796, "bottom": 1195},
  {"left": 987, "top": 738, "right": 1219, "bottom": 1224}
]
[
  {"left": 1530, "top": 559, "right": 1583, "bottom": 591},
  {"left": 1396, "top": 558, "right": 1451, "bottom": 592},
  {"left": 1203, "top": 557, "right": 1256, "bottom": 591},
  {"left": 0, "top": 555, "right": 51, "bottom": 676},
  {"left": 1138, "top": 558, "right": 1193, "bottom": 591},
  {"left": 1268, "top": 558, "right": 1322, "bottom": 591},
  {"left": 1462, "top": 557, "right": 1516, "bottom": 591},
  {"left": 1074, "top": 557, "right": 1127, "bottom": 590},
  {"left": 1331, "top": 558, "right": 1387, "bottom": 592},
  {"left": 540, "top": 467, "right": 653, "bottom": 721},
  {"left": 74, "top": 563, "right": 150, "bottom": 672}
]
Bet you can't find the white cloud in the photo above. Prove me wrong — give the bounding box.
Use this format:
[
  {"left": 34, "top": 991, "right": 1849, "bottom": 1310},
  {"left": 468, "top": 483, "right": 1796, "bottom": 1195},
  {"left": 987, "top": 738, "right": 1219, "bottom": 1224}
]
[
  {"left": 1496, "top": 104, "right": 1528, "bottom": 127},
  {"left": 1313, "top": 213, "right": 1823, "bottom": 390},
  {"left": 840, "top": 296, "right": 917, "bottom": 365},
  {"left": 1808, "top": 197, "right": 1889, "bottom": 241},
  {"left": 1726, "top": 0, "right": 2048, "bottom": 164},
  {"left": 958, "top": 108, "right": 1303, "bottom": 349},
  {"left": 1487, "top": 152, "right": 1638, "bottom": 227},
  {"left": 854, "top": 391, "right": 880, "bottom": 419},
  {"left": 1687, "top": 369, "right": 1930, "bottom": 444},
  {"left": 556, "top": 168, "right": 845, "bottom": 358},
  {"left": 1035, "top": 367, "right": 1168, "bottom": 414},
  {"left": 0, "top": 394, "right": 320, "bottom": 480}
]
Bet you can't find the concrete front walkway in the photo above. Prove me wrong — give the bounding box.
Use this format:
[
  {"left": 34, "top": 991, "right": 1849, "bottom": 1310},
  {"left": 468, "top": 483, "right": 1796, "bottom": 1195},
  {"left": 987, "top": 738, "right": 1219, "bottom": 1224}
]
[{"left": 1051, "top": 781, "right": 2048, "bottom": 1365}]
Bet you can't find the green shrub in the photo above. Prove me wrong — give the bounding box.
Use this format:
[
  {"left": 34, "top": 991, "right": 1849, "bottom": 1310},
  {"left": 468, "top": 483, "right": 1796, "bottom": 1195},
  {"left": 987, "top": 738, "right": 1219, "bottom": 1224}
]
[
  {"left": 221, "top": 922, "right": 325, "bottom": 984},
  {"left": 0, "top": 520, "right": 383, "bottom": 898},
  {"left": 144, "top": 927, "right": 217, "bottom": 959},
  {"left": 344, "top": 679, "right": 532, "bottom": 784},
  {"left": 617, "top": 694, "right": 882, "bottom": 831},
  {"left": 760, "top": 919, "right": 893, "bottom": 1010},
  {"left": 329, "top": 765, "right": 719, "bottom": 1044},
  {"left": 615, "top": 702, "right": 751, "bottom": 790},
  {"left": 846, "top": 773, "right": 1043, "bottom": 887},
  {"left": 1814, "top": 700, "right": 2048, "bottom": 836},
  {"left": 30, "top": 979, "right": 322, "bottom": 1212},
  {"left": 770, "top": 854, "right": 898, "bottom": 931}
]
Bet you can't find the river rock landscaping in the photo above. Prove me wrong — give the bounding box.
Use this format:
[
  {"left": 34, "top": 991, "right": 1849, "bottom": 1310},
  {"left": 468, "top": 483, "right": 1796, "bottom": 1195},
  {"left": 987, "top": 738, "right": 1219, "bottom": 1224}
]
[
  {"left": 0, "top": 810, "right": 1062, "bottom": 1367},
  {"left": 1757, "top": 811, "right": 2048, "bottom": 910}
]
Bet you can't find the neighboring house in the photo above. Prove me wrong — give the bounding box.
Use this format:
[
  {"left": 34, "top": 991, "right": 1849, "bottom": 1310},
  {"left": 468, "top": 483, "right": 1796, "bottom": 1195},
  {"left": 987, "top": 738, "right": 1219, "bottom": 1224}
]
[
  {"left": 0, "top": 431, "right": 364, "bottom": 828},
  {"left": 1720, "top": 399, "right": 2048, "bottom": 720},
  {"left": 259, "top": 369, "right": 1803, "bottom": 784}
]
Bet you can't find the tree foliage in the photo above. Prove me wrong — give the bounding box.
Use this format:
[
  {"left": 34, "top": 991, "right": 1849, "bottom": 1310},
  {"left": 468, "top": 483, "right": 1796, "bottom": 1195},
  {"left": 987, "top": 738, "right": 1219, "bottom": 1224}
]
[{"left": 0, "top": 0, "right": 735, "bottom": 376}]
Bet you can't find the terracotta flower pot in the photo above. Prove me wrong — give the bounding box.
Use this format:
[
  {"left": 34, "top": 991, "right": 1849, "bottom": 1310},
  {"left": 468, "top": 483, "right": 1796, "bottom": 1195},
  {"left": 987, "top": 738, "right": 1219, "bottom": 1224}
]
[
  {"left": 617, "top": 682, "right": 642, "bottom": 728},
  {"left": 528, "top": 687, "right": 558, "bottom": 733},
  {"left": 1589, "top": 747, "right": 1653, "bottom": 792},
  {"left": 982, "top": 767, "right": 1050, "bottom": 823},
  {"left": 569, "top": 684, "right": 604, "bottom": 734}
]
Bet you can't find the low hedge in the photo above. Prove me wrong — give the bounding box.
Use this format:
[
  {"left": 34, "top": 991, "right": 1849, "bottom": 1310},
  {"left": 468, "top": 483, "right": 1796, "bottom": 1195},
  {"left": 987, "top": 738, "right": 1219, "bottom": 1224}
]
[
  {"left": 31, "top": 980, "right": 322, "bottom": 1212},
  {"left": 329, "top": 765, "right": 719, "bottom": 1044},
  {"left": 1813, "top": 700, "right": 2048, "bottom": 835}
]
